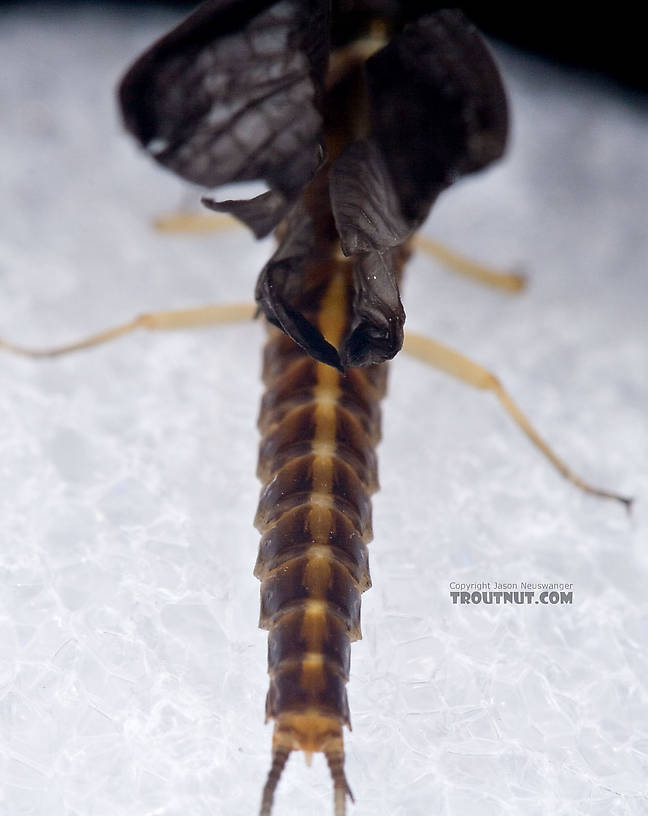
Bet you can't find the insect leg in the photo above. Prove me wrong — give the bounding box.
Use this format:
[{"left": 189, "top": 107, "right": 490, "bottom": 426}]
[
  {"left": 152, "top": 214, "right": 525, "bottom": 299},
  {"left": 403, "top": 331, "right": 632, "bottom": 509},
  {"left": 0, "top": 303, "right": 255, "bottom": 358},
  {"left": 414, "top": 235, "right": 526, "bottom": 293},
  {"left": 153, "top": 210, "right": 237, "bottom": 234}
]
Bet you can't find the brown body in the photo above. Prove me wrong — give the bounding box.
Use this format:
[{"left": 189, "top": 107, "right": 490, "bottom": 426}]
[
  {"left": 115, "top": 6, "right": 513, "bottom": 813},
  {"left": 255, "top": 262, "right": 380, "bottom": 755},
  {"left": 255, "top": 208, "right": 405, "bottom": 744},
  {"left": 252, "top": 47, "right": 405, "bottom": 774},
  {"left": 253, "top": 79, "right": 410, "bottom": 799}
]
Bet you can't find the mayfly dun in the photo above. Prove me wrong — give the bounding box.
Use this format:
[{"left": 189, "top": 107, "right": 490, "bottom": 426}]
[{"left": 1, "top": 3, "right": 631, "bottom": 815}]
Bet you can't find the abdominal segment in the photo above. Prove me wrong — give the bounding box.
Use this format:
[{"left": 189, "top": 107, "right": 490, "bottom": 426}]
[{"left": 254, "top": 266, "right": 387, "bottom": 754}]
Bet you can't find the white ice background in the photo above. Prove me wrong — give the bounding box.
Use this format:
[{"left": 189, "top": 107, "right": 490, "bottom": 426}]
[{"left": 1, "top": 5, "right": 647, "bottom": 816}]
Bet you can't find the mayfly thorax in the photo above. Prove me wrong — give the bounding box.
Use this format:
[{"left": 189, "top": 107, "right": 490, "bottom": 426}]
[{"left": 1, "top": 2, "right": 631, "bottom": 815}]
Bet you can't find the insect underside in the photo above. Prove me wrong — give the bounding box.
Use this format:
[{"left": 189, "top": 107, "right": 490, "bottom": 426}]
[
  {"left": 116, "top": 4, "right": 511, "bottom": 806},
  {"left": 253, "top": 188, "right": 400, "bottom": 814},
  {"left": 2, "top": 3, "right": 631, "bottom": 816}
]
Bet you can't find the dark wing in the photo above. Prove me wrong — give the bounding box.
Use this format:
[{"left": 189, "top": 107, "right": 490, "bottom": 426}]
[
  {"left": 365, "top": 9, "right": 508, "bottom": 226},
  {"left": 329, "top": 140, "right": 408, "bottom": 368},
  {"left": 255, "top": 204, "right": 343, "bottom": 370},
  {"left": 329, "top": 8, "right": 509, "bottom": 366},
  {"left": 119, "top": 0, "right": 330, "bottom": 237}
]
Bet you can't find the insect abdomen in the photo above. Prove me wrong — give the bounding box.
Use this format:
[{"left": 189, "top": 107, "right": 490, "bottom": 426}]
[{"left": 254, "top": 268, "right": 386, "bottom": 759}]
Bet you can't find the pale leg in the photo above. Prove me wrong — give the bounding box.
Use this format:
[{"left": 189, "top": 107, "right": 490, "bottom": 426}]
[
  {"left": 154, "top": 209, "right": 525, "bottom": 294},
  {"left": 0, "top": 303, "right": 256, "bottom": 358},
  {"left": 413, "top": 235, "right": 526, "bottom": 293},
  {"left": 154, "top": 211, "right": 238, "bottom": 234},
  {"left": 403, "top": 331, "right": 631, "bottom": 508}
]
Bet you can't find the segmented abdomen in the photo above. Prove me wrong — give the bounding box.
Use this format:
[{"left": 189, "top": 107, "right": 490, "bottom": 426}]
[{"left": 253, "top": 267, "right": 387, "bottom": 756}]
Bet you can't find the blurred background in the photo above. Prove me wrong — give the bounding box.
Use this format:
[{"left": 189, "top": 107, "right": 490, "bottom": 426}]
[{"left": 2, "top": 0, "right": 646, "bottom": 92}]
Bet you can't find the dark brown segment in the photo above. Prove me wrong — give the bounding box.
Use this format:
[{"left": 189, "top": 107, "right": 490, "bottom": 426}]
[
  {"left": 257, "top": 403, "right": 379, "bottom": 487},
  {"left": 259, "top": 356, "right": 319, "bottom": 426},
  {"left": 255, "top": 453, "right": 373, "bottom": 536},
  {"left": 267, "top": 607, "right": 351, "bottom": 678},
  {"left": 255, "top": 452, "right": 315, "bottom": 531},
  {"left": 260, "top": 364, "right": 382, "bottom": 438},
  {"left": 261, "top": 330, "right": 309, "bottom": 385},
  {"left": 260, "top": 301, "right": 341, "bottom": 386},
  {"left": 265, "top": 661, "right": 351, "bottom": 724},
  {"left": 254, "top": 505, "right": 371, "bottom": 588},
  {"left": 257, "top": 403, "right": 317, "bottom": 480},
  {"left": 259, "top": 557, "right": 362, "bottom": 638},
  {"left": 259, "top": 358, "right": 383, "bottom": 440},
  {"left": 334, "top": 408, "right": 379, "bottom": 488},
  {"left": 363, "top": 362, "right": 389, "bottom": 397},
  {"left": 339, "top": 368, "right": 384, "bottom": 435}
]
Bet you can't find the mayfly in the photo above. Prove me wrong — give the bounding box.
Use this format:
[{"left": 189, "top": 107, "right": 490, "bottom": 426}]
[{"left": 1, "top": 2, "right": 630, "bottom": 815}]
